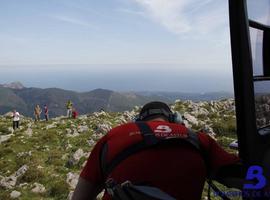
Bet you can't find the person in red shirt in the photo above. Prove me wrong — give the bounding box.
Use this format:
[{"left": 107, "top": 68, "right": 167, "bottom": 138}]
[
  {"left": 72, "top": 108, "right": 78, "bottom": 119},
  {"left": 73, "top": 101, "right": 245, "bottom": 200},
  {"left": 44, "top": 105, "right": 49, "bottom": 121}
]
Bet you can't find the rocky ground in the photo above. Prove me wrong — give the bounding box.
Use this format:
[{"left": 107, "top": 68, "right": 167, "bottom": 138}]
[
  {"left": 255, "top": 94, "right": 270, "bottom": 128},
  {"left": 0, "top": 99, "right": 238, "bottom": 200}
]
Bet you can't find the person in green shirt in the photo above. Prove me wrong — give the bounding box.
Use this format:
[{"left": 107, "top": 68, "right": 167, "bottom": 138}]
[{"left": 66, "top": 100, "right": 73, "bottom": 118}]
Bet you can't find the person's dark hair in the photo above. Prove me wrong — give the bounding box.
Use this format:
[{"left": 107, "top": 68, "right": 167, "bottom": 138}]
[{"left": 138, "top": 101, "right": 173, "bottom": 121}]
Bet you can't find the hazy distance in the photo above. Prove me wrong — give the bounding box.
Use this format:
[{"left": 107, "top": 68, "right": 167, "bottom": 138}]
[{"left": 0, "top": 64, "right": 233, "bottom": 93}]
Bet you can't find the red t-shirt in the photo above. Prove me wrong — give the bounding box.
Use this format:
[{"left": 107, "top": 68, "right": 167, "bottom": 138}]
[
  {"left": 81, "top": 121, "right": 239, "bottom": 200},
  {"left": 72, "top": 111, "right": 78, "bottom": 119}
]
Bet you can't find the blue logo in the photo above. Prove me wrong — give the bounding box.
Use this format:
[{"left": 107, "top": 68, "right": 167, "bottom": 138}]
[
  {"left": 213, "top": 165, "right": 269, "bottom": 198},
  {"left": 243, "top": 165, "right": 267, "bottom": 189}
]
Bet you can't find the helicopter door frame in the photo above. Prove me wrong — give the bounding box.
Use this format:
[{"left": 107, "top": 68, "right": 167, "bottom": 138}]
[{"left": 228, "top": 0, "right": 258, "bottom": 164}]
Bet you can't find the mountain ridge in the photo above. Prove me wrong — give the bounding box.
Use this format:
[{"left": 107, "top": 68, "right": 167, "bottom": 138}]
[{"left": 0, "top": 82, "right": 233, "bottom": 118}]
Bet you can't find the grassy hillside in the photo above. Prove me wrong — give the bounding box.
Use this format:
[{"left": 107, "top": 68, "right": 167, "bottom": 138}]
[{"left": 0, "top": 99, "right": 239, "bottom": 200}]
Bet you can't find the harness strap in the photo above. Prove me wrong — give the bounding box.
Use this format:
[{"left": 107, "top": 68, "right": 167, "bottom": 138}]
[
  {"left": 103, "top": 140, "right": 152, "bottom": 178},
  {"left": 136, "top": 122, "right": 160, "bottom": 145},
  {"left": 101, "top": 122, "right": 202, "bottom": 178}
]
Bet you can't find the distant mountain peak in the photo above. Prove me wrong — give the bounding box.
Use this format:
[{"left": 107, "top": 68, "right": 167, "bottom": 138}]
[{"left": 1, "top": 81, "right": 25, "bottom": 89}]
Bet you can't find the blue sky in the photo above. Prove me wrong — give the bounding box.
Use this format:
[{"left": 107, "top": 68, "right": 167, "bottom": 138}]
[{"left": 0, "top": 0, "right": 234, "bottom": 92}]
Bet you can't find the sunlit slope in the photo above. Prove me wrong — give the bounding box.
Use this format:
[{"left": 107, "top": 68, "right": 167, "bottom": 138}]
[{"left": 0, "top": 99, "right": 237, "bottom": 200}]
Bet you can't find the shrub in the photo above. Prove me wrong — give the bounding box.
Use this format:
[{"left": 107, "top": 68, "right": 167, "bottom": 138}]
[
  {"left": 18, "top": 167, "right": 45, "bottom": 183},
  {"left": 46, "top": 180, "right": 69, "bottom": 199},
  {"left": 212, "top": 119, "right": 236, "bottom": 135}
]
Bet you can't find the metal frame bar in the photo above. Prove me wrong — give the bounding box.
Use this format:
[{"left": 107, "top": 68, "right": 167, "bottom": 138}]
[
  {"left": 228, "top": 0, "right": 259, "bottom": 163},
  {"left": 249, "top": 20, "right": 270, "bottom": 31}
]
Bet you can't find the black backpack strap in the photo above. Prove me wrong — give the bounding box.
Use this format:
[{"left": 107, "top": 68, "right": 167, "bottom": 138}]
[
  {"left": 136, "top": 122, "right": 159, "bottom": 145},
  {"left": 186, "top": 129, "right": 201, "bottom": 151},
  {"left": 101, "top": 122, "right": 160, "bottom": 179},
  {"left": 100, "top": 142, "right": 109, "bottom": 182}
]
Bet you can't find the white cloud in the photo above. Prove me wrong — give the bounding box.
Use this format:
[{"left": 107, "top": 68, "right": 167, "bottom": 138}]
[
  {"left": 48, "top": 15, "right": 97, "bottom": 29},
  {"left": 128, "top": 0, "right": 228, "bottom": 36},
  {"left": 116, "top": 7, "right": 145, "bottom": 17},
  {"left": 133, "top": 0, "right": 191, "bottom": 33}
]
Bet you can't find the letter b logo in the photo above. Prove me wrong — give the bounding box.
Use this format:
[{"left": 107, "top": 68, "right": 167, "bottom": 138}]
[{"left": 244, "top": 166, "right": 266, "bottom": 189}]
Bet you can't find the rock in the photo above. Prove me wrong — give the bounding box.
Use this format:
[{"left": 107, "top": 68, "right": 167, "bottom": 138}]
[
  {"left": 15, "top": 165, "right": 29, "bottom": 177},
  {"left": 66, "top": 172, "right": 79, "bottom": 189},
  {"left": 117, "top": 116, "right": 127, "bottom": 124},
  {"left": 61, "top": 153, "right": 69, "bottom": 160},
  {"left": 78, "top": 115, "right": 88, "bottom": 120},
  {"left": 0, "top": 165, "right": 28, "bottom": 189},
  {"left": 10, "top": 190, "right": 21, "bottom": 199},
  {"left": 264, "top": 104, "right": 270, "bottom": 112},
  {"left": 18, "top": 183, "right": 28, "bottom": 188},
  {"left": 183, "top": 120, "right": 191, "bottom": 128},
  {"left": 183, "top": 113, "right": 199, "bottom": 126},
  {"left": 0, "top": 176, "right": 17, "bottom": 189},
  {"left": 66, "top": 128, "right": 80, "bottom": 137},
  {"left": 96, "top": 123, "right": 111, "bottom": 134},
  {"left": 67, "top": 148, "right": 88, "bottom": 167},
  {"left": 202, "top": 125, "right": 216, "bottom": 138},
  {"left": 94, "top": 111, "right": 107, "bottom": 117},
  {"left": 0, "top": 134, "right": 13, "bottom": 144},
  {"left": 44, "top": 145, "right": 50, "bottom": 151},
  {"left": 66, "top": 128, "right": 72, "bottom": 135},
  {"left": 8, "top": 127, "right": 14, "bottom": 134},
  {"left": 92, "top": 133, "right": 103, "bottom": 140},
  {"left": 24, "top": 128, "right": 33, "bottom": 136},
  {"left": 78, "top": 125, "right": 89, "bottom": 133},
  {"left": 46, "top": 122, "right": 57, "bottom": 129},
  {"left": 27, "top": 122, "right": 33, "bottom": 128},
  {"left": 197, "top": 108, "right": 209, "bottom": 116},
  {"left": 67, "top": 191, "right": 74, "bottom": 200},
  {"left": 65, "top": 143, "right": 72, "bottom": 150},
  {"left": 67, "top": 129, "right": 80, "bottom": 137},
  {"left": 31, "top": 182, "right": 46, "bottom": 193},
  {"left": 53, "top": 116, "right": 66, "bottom": 121},
  {"left": 87, "top": 139, "right": 95, "bottom": 146},
  {"left": 17, "top": 151, "right": 32, "bottom": 158},
  {"left": 72, "top": 128, "right": 79, "bottom": 135},
  {"left": 123, "top": 111, "right": 135, "bottom": 121},
  {"left": 73, "top": 148, "right": 85, "bottom": 163}
]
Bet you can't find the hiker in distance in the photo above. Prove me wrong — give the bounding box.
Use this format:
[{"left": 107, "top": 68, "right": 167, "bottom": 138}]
[
  {"left": 44, "top": 104, "right": 49, "bottom": 121},
  {"left": 12, "top": 109, "right": 20, "bottom": 130},
  {"left": 34, "top": 104, "right": 42, "bottom": 121},
  {"left": 72, "top": 101, "right": 246, "bottom": 200},
  {"left": 72, "top": 107, "right": 78, "bottom": 119},
  {"left": 66, "top": 100, "right": 73, "bottom": 118}
]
